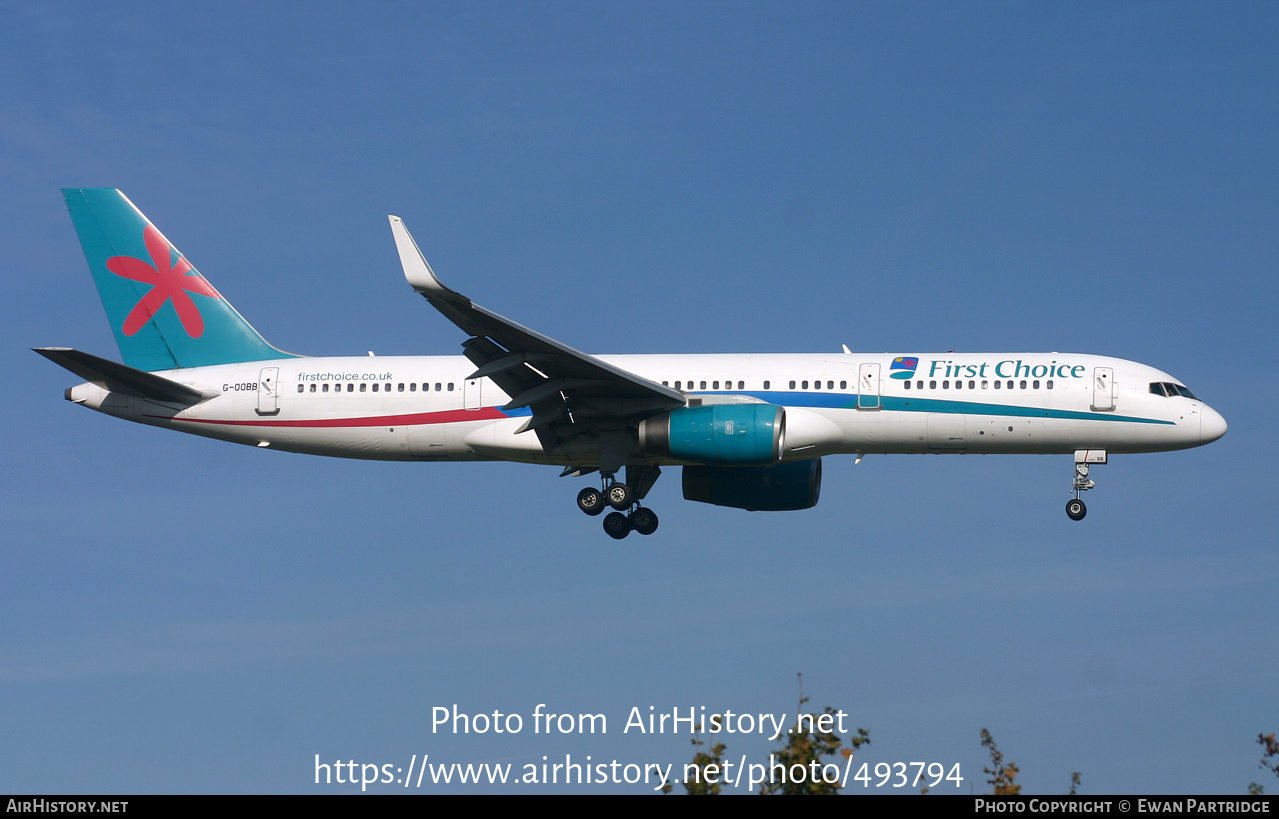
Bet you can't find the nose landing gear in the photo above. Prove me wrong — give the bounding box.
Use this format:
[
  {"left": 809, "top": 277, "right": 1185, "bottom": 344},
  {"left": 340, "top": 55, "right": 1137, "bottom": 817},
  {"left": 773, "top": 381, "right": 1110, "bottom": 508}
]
[{"left": 1067, "top": 450, "right": 1105, "bottom": 521}]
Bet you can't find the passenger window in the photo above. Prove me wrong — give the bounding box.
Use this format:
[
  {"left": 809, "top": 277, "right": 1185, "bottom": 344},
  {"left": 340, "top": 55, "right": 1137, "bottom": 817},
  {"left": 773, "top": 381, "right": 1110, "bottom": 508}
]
[
  {"left": 968, "top": 380, "right": 975, "bottom": 389},
  {"left": 790, "top": 381, "right": 796, "bottom": 389},
  {"left": 674, "top": 381, "right": 681, "bottom": 390},
  {"left": 1006, "top": 380, "right": 1014, "bottom": 389},
  {"left": 981, "top": 380, "right": 988, "bottom": 389},
  {"left": 814, "top": 381, "right": 821, "bottom": 390},
  {"left": 738, "top": 381, "right": 744, "bottom": 390},
  {"left": 1019, "top": 380, "right": 1027, "bottom": 389},
  {"left": 802, "top": 381, "right": 809, "bottom": 389},
  {"left": 360, "top": 383, "right": 367, "bottom": 392},
  {"left": 1047, "top": 380, "right": 1054, "bottom": 389},
  {"left": 930, "top": 380, "right": 936, "bottom": 389},
  {"left": 297, "top": 384, "right": 304, "bottom": 393},
  {"left": 954, "top": 380, "right": 961, "bottom": 390},
  {"left": 1033, "top": 380, "right": 1039, "bottom": 389},
  {"left": 904, "top": 380, "right": 911, "bottom": 390},
  {"left": 348, "top": 384, "right": 354, "bottom": 392},
  {"left": 447, "top": 383, "right": 454, "bottom": 391},
  {"left": 662, "top": 381, "right": 669, "bottom": 386},
  {"left": 699, "top": 381, "right": 707, "bottom": 390},
  {"left": 994, "top": 381, "right": 1001, "bottom": 389},
  {"left": 840, "top": 380, "right": 847, "bottom": 390},
  {"left": 309, "top": 384, "right": 316, "bottom": 393},
  {"left": 372, "top": 383, "right": 379, "bottom": 392},
  {"left": 827, "top": 381, "right": 834, "bottom": 390},
  {"left": 916, "top": 381, "right": 923, "bottom": 389},
  {"left": 763, "top": 380, "right": 770, "bottom": 389},
  {"left": 410, "top": 383, "right": 416, "bottom": 391},
  {"left": 713, "top": 381, "right": 719, "bottom": 390},
  {"left": 399, "top": 383, "right": 405, "bottom": 392},
  {"left": 322, "top": 383, "right": 329, "bottom": 393},
  {"left": 943, "top": 380, "right": 949, "bottom": 389}
]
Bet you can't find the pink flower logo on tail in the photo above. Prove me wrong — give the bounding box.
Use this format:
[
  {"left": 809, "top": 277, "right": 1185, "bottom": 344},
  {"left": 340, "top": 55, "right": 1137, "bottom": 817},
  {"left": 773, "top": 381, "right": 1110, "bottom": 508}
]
[{"left": 107, "top": 225, "right": 221, "bottom": 337}]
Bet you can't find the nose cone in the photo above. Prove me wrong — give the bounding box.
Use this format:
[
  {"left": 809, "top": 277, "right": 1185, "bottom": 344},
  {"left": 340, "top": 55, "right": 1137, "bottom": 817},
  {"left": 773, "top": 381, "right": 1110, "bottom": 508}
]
[{"left": 1200, "top": 405, "right": 1227, "bottom": 444}]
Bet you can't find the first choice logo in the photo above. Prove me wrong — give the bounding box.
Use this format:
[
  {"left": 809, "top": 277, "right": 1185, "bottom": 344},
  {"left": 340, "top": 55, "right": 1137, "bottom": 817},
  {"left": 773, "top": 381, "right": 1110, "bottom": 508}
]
[
  {"left": 926, "top": 359, "right": 1086, "bottom": 380},
  {"left": 889, "top": 357, "right": 919, "bottom": 380}
]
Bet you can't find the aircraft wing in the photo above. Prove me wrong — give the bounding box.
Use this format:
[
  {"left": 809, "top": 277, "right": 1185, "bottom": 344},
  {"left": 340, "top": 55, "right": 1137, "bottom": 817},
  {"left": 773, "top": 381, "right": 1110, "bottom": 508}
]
[{"left": 388, "top": 217, "right": 686, "bottom": 449}]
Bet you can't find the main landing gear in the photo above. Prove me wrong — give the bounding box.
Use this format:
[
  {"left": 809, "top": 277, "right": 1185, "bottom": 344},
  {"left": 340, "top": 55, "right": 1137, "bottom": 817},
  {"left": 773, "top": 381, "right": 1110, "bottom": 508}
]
[
  {"left": 572, "top": 466, "right": 661, "bottom": 539},
  {"left": 1067, "top": 450, "right": 1106, "bottom": 521}
]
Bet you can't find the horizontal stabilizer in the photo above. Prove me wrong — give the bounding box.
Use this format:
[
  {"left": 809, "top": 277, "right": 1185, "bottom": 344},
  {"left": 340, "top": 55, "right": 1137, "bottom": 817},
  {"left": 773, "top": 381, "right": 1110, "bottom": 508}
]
[{"left": 34, "top": 347, "right": 209, "bottom": 405}]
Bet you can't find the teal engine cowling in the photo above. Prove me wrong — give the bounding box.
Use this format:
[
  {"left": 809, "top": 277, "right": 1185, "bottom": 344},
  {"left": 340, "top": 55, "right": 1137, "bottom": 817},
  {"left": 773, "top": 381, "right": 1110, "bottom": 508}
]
[
  {"left": 682, "top": 458, "right": 823, "bottom": 511},
  {"left": 639, "top": 404, "right": 783, "bottom": 465}
]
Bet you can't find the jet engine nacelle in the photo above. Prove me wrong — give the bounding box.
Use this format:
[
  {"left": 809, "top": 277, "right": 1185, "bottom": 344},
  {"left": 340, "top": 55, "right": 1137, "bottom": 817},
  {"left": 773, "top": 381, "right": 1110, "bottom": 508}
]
[
  {"left": 639, "top": 404, "right": 783, "bottom": 466},
  {"left": 682, "top": 458, "right": 823, "bottom": 511}
]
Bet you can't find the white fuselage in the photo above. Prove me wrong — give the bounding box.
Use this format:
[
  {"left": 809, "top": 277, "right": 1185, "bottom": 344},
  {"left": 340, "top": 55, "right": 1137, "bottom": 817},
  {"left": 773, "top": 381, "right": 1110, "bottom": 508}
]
[{"left": 66, "top": 351, "right": 1226, "bottom": 465}]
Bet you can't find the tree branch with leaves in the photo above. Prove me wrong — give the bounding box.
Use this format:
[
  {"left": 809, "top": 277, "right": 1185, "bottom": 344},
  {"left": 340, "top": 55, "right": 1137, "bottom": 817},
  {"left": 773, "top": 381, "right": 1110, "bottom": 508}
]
[
  {"left": 1248, "top": 732, "right": 1279, "bottom": 795},
  {"left": 980, "top": 728, "right": 1021, "bottom": 795}
]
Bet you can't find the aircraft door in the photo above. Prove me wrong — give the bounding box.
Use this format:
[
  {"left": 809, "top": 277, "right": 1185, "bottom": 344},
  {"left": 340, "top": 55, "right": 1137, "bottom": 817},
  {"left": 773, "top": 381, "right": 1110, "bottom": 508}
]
[
  {"left": 464, "top": 377, "right": 482, "bottom": 411},
  {"left": 408, "top": 424, "right": 447, "bottom": 457},
  {"left": 1091, "top": 367, "right": 1115, "bottom": 412},
  {"left": 857, "top": 363, "right": 881, "bottom": 409},
  {"left": 926, "top": 413, "right": 967, "bottom": 449},
  {"left": 256, "top": 367, "right": 280, "bottom": 416}
]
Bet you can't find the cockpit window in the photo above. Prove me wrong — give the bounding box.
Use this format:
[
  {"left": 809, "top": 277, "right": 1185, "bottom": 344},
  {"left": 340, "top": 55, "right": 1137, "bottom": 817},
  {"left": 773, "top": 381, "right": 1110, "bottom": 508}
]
[{"left": 1151, "top": 381, "right": 1197, "bottom": 399}]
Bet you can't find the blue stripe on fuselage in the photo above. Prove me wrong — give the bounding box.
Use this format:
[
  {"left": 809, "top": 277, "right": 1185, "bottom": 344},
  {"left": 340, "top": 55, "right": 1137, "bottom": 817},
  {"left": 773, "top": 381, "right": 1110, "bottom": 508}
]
[
  {"left": 484, "top": 392, "right": 1171, "bottom": 425},
  {"left": 710, "top": 391, "right": 1175, "bottom": 425}
]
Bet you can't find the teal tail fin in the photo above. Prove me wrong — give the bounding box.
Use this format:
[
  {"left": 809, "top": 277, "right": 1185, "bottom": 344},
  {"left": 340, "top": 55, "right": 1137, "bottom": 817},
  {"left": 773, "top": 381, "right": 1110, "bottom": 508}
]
[{"left": 61, "top": 188, "right": 298, "bottom": 371}]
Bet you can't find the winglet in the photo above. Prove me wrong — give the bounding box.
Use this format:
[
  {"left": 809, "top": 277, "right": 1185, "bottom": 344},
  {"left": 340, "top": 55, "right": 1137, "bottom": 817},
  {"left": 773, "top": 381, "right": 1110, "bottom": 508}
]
[{"left": 389, "top": 215, "right": 453, "bottom": 298}]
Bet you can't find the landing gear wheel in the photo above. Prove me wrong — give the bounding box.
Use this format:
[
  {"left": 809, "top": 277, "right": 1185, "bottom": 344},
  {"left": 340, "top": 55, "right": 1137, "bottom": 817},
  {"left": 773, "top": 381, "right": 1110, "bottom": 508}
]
[
  {"left": 603, "top": 511, "right": 632, "bottom": 540},
  {"left": 577, "top": 487, "right": 605, "bottom": 516},
  {"left": 630, "top": 507, "right": 659, "bottom": 536},
  {"left": 606, "top": 482, "right": 633, "bottom": 510},
  {"left": 1066, "top": 499, "right": 1087, "bottom": 521}
]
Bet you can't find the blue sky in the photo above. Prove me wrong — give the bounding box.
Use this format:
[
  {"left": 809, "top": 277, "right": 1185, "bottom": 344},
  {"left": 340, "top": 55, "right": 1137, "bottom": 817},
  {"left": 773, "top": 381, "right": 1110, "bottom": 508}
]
[{"left": 3, "top": 2, "right": 1276, "bottom": 794}]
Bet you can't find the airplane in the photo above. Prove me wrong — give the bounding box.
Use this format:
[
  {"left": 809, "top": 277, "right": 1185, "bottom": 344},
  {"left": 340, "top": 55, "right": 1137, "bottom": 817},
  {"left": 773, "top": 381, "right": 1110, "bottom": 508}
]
[{"left": 37, "top": 188, "right": 1228, "bottom": 538}]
